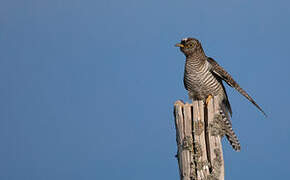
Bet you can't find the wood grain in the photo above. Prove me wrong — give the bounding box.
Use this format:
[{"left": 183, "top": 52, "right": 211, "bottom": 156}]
[{"left": 174, "top": 98, "right": 225, "bottom": 180}]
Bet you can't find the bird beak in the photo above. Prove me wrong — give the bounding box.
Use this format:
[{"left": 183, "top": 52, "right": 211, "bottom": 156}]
[{"left": 175, "top": 43, "right": 184, "bottom": 48}]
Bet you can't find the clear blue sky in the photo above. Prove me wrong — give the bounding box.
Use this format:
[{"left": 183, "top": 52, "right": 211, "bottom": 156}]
[{"left": 2, "top": 0, "right": 290, "bottom": 179}]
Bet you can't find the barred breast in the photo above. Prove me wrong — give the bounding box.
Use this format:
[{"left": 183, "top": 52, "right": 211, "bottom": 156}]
[{"left": 184, "top": 57, "right": 223, "bottom": 100}]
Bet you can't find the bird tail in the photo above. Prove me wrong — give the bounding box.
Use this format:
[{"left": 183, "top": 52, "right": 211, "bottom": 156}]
[{"left": 219, "top": 105, "right": 241, "bottom": 151}]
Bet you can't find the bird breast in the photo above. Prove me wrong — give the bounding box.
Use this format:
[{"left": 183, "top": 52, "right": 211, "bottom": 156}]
[{"left": 184, "top": 60, "right": 223, "bottom": 100}]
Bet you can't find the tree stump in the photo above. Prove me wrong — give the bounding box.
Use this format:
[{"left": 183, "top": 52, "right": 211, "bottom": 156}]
[{"left": 174, "top": 96, "right": 225, "bottom": 180}]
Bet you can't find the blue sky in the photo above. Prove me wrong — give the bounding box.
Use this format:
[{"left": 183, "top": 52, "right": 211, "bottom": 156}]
[{"left": 1, "top": 0, "right": 290, "bottom": 179}]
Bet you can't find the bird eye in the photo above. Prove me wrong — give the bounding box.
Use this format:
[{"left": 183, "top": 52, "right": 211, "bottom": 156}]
[{"left": 188, "top": 43, "right": 194, "bottom": 47}]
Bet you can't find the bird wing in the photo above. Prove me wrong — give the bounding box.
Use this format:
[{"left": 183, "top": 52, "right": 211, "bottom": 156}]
[
  {"left": 207, "top": 57, "right": 267, "bottom": 117},
  {"left": 221, "top": 81, "right": 233, "bottom": 116}
]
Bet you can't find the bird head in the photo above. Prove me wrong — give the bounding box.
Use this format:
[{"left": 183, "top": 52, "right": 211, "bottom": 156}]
[{"left": 175, "top": 37, "right": 203, "bottom": 56}]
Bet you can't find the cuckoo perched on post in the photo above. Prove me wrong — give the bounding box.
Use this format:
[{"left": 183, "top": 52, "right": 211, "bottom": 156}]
[{"left": 175, "top": 37, "right": 266, "bottom": 151}]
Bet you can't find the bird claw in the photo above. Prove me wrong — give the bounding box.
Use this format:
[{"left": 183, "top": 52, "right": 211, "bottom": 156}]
[{"left": 206, "top": 95, "right": 212, "bottom": 105}]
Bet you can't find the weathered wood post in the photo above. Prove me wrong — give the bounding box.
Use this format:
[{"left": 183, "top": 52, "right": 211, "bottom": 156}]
[{"left": 174, "top": 96, "right": 225, "bottom": 180}]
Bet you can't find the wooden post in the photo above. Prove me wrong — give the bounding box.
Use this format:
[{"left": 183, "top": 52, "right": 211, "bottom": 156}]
[{"left": 174, "top": 97, "right": 225, "bottom": 180}]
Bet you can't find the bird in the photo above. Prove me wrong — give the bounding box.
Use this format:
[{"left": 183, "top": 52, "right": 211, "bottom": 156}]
[{"left": 175, "top": 37, "right": 266, "bottom": 151}]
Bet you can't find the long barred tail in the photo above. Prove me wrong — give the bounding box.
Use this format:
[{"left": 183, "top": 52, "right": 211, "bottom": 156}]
[{"left": 219, "top": 110, "right": 241, "bottom": 151}]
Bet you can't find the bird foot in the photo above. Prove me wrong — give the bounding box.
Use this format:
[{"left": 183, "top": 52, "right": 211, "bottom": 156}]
[{"left": 205, "top": 95, "right": 213, "bottom": 105}]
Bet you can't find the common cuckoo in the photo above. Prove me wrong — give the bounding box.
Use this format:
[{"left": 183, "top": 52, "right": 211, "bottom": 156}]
[{"left": 175, "top": 37, "right": 266, "bottom": 151}]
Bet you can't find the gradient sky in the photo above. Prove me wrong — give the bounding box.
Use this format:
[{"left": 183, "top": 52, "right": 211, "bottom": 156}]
[{"left": 1, "top": 0, "right": 290, "bottom": 179}]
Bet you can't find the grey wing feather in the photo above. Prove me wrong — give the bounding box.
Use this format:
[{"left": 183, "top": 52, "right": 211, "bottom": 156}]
[
  {"left": 221, "top": 82, "right": 233, "bottom": 116},
  {"left": 207, "top": 57, "right": 267, "bottom": 117}
]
